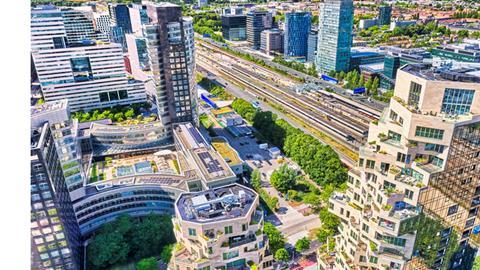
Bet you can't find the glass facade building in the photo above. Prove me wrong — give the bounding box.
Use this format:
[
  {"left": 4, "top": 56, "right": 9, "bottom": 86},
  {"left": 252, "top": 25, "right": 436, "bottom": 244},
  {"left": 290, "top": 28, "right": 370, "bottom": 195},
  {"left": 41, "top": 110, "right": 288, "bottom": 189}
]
[
  {"left": 221, "top": 15, "right": 247, "bottom": 41},
  {"left": 316, "top": 0, "right": 354, "bottom": 73},
  {"left": 441, "top": 88, "right": 475, "bottom": 115},
  {"left": 378, "top": 5, "right": 392, "bottom": 26},
  {"left": 284, "top": 12, "right": 311, "bottom": 60},
  {"left": 246, "top": 10, "right": 273, "bottom": 49}
]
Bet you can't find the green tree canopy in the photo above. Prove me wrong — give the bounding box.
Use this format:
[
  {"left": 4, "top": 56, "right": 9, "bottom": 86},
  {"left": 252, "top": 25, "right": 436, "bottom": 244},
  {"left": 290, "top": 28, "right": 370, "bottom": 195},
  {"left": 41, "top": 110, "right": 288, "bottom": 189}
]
[
  {"left": 264, "top": 222, "right": 285, "bottom": 254},
  {"left": 270, "top": 164, "right": 298, "bottom": 193},
  {"left": 136, "top": 257, "right": 157, "bottom": 270},
  {"left": 295, "top": 237, "right": 311, "bottom": 252},
  {"left": 274, "top": 248, "right": 290, "bottom": 262}
]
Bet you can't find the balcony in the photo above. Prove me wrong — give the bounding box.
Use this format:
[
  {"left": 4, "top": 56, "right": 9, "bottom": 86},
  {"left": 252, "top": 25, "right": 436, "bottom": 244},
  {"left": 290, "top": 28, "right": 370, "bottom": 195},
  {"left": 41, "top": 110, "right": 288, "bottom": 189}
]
[
  {"left": 229, "top": 234, "right": 256, "bottom": 248},
  {"left": 389, "top": 205, "right": 420, "bottom": 221}
]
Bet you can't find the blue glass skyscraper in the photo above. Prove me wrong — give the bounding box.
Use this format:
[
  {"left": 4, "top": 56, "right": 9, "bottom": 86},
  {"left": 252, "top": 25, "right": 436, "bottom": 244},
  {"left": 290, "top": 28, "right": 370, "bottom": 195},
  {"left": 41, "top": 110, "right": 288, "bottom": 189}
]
[
  {"left": 316, "top": 0, "right": 354, "bottom": 73},
  {"left": 284, "top": 12, "right": 311, "bottom": 60}
]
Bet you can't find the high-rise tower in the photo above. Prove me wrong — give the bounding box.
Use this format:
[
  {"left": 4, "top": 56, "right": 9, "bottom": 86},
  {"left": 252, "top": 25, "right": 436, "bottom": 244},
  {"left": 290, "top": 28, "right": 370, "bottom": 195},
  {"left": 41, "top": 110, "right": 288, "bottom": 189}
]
[{"left": 316, "top": 0, "right": 354, "bottom": 73}]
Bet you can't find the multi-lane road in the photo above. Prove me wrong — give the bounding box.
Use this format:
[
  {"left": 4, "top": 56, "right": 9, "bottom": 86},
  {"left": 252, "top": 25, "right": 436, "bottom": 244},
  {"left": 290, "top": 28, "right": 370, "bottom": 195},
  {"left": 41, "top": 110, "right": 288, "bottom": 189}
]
[{"left": 195, "top": 39, "right": 386, "bottom": 166}]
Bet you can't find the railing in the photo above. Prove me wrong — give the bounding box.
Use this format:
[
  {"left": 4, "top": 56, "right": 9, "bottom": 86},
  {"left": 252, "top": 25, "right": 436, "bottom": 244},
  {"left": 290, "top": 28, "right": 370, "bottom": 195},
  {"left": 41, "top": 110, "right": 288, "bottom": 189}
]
[{"left": 229, "top": 234, "right": 256, "bottom": 248}]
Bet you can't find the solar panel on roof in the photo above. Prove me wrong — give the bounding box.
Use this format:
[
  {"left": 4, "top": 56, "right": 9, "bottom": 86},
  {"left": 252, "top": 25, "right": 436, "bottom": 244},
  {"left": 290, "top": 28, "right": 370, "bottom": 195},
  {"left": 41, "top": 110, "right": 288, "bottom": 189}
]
[
  {"left": 198, "top": 152, "right": 224, "bottom": 173},
  {"left": 188, "top": 126, "right": 205, "bottom": 145}
]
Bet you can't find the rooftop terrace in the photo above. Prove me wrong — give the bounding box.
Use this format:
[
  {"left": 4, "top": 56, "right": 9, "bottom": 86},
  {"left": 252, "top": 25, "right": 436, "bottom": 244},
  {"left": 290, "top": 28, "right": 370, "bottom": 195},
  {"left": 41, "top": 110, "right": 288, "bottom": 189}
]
[
  {"left": 401, "top": 63, "right": 480, "bottom": 83},
  {"left": 176, "top": 184, "right": 257, "bottom": 223},
  {"left": 211, "top": 138, "right": 242, "bottom": 165}
]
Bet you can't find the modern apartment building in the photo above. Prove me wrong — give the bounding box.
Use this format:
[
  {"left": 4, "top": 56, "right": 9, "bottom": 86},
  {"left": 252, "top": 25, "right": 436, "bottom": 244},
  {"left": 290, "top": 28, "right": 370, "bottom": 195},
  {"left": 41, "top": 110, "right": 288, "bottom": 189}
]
[
  {"left": 246, "top": 10, "right": 273, "bottom": 49},
  {"left": 93, "top": 12, "right": 111, "bottom": 41},
  {"left": 31, "top": 6, "right": 68, "bottom": 52},
  {"left": 378, "top": 5, "right": 392, "bottom": 26},
  {"left": 143, "top": 2, "right": 197, "bottom": 127},
  {"left": 260, "top": 29, "right": 283, "bottom": 55},
  {"left": 316, "top": 0, "right": 354, "bottom": 74},
  {"left": 31, "top": 100, "right": 84, "bottom": 270},
  {"left": 319, "top": 64, "right": 480, "bottom": 270},
  {"left": 172, "top": 184, "right": 274, "bottom": 270},
  {"left": 284, "top": 11, "right": 311, "bottom": 60},
  {"left": 221, "top": 14, "right": 247, "bottom": 41},
  {"left": 307, "top": 29, "right": 318, "bottom": 63}
]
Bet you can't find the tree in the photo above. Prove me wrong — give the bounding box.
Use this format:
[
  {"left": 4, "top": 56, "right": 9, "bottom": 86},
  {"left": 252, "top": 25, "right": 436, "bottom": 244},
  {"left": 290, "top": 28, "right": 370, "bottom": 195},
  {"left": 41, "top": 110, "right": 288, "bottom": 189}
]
[
  {"left": 264, "top": 222, "right": 285, "bottom": 254},
  {"left": 473, "top": 256, "right": 480, "bottom": 270},
  {"left": 136, "top": 257, "right": 157, "bottom": 270},
  {"left": 160, "top": 244, "right": 174, "bottom": 263},
  {"left": 131, "top": 214, "right": 175, "bottom": 259},
  {"left": 251, "top": 169, "right": 262, "bottom": 190},
  {"left": 87, "top": 230, "right": 130, "bottom": 269},
  {"left": 274, "top": 248, "right": 290, "bottom": 262},
  {"left": 125, "top": 108, "right": 135, "bottom": 119},
  {"left": 295, "top": 237, "right": 311, "bottom": 252},
  {"left": 302, "top": 192, "right": 321, "bottom": 210},
  {"left": 270, "top": 164, "right": 298, "bottom": 194}
]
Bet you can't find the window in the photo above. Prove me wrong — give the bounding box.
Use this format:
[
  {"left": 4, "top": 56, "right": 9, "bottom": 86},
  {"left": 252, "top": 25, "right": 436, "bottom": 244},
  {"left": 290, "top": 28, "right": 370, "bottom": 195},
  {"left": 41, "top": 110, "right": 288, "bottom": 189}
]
[
  {"left": 99, "top": 92, "right": 109, "bottom": 102},
  {"left": 430, "top": 156, "right": 444, "bottom": 167},
  {"left": 366, "top": 160, "right": 375, "bottom": 169},
  {"left": 388, "top": 130, "right": 401, "bottom": 142},
  {"left": 362, "top": 223, "right": 369, "bottom": 233},
  {"left": 415, "top": 126, "right": 444, "bottom": 140},
  {"left": 389, "top": 110, "right": 398, "bottom": 121},
  {"left": 242, "top": 224, "right": 247, "bottom": 231},
  {"left": 188, "top": 228, "right": 196, "bottom": 236},
  {"left": 447, "top": 205, "right": 458, "bottom": 216},
  {"left": 397, "top": 152, "right": 406, "bottom": 163},
  {"left": 360, "top": 256, "right": 367, "bottom": 262},
  {"left": 405, "top": 189, "right": 414, "bottom": 200},
  {"left": 425, "top": 143, "right": 444, "bottom": 153},
  {"left": 224, "top": 226, "right": 233, "bottom": 234},
  {"left": 369, "top": 256, "right": 378, "bottom": 263},
  {"left": 222, "top": 250, "right": 239, "bottom": 260},
  {"left": 441, "top": 88, "right": 475, "bottom": 115},
  {"left": 408, "top": 81, "right": 422, "bottom": 107}
]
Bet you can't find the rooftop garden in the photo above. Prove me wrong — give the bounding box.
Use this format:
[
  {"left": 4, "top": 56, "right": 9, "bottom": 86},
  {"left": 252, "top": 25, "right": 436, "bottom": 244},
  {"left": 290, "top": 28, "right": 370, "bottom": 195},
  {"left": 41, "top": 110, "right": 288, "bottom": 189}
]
[
  {"left": 71, "top": 103, "right": 152, "bottom": 124},
  {"left": 211, "top": 138, "right": 241, "bottom": 164}
]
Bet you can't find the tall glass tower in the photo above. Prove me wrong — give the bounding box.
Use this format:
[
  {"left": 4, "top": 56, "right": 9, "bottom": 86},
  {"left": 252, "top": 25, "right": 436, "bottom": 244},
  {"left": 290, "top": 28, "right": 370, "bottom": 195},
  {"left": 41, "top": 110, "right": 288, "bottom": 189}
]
[
  {"left": 284, "top": 12, "right": 311, "bottom": 61},
  {"left": 316, "top": 0, "right": 354, "bottom": 74}
]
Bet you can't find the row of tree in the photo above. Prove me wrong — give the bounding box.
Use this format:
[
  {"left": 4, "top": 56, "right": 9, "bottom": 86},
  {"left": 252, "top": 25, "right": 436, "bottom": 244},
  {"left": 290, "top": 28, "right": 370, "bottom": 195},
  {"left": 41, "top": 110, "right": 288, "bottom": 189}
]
[
  {"left": 71, "top": 103, "right": 151, "bottom": 123},
  {"left": 192, "top": 11, "right": 225, "bottom": 43},
  {"left": 327, "top": 70, "right": 380, "bottom": 95},
  {"left": 197, "top": 75, "right": 233, "bottom": 100},
  {"left": 272, "top": 56, "right": 317, "bottom": 77},
  {"left": 87, "top": 214, "right": 175, "bottom": 270},
  {"left": 232, "top": 98, "right": 347, "bottom": 187}
]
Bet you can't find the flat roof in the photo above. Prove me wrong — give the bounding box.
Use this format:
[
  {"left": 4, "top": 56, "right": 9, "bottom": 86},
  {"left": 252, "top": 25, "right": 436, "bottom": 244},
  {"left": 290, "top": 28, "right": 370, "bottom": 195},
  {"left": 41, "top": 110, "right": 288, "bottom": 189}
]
[
  {"left": 401, "top": 63, "right": 480, "bottom": 83},
  {"left": 176, "top": 184, "right": 257, "bottom": 223},
  {"left": 31, "top": 99, "right": 68, "bottom": 117}
]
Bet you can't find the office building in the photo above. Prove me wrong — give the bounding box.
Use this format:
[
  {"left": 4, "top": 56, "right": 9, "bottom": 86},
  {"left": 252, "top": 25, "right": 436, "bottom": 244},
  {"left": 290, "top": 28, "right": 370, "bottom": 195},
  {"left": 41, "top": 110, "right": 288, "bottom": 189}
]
[
  {"left": 31, "top": 6, "right": 68, "bottom": 52},
  {"left": 223, "top": 6, "right": 244, "bottom": 15},
  {"left": 143, "top": 2, "right": 197, "bottom": 126},
  {"left": 349, "top": 47, "right": 384, "bottom": 70},
  {"left": 316, "top": 0, "right": 354, "bottom": 74},
  {"left": 61, "top": 8, "right": 98, "bottom": 45},
  {"left": 382, "top": 47, "right": 432, "bottom": 80},
  {"left": 31, "top": 41, "right": 147, "bottom": 112},
  {"left": 260, "top": 29, "right": 283, "bottom": 55},
  {"left": 93, "top": 12, "right": 111, "bottom": 41},
  {"left": 431, "top": 39, "right": 480, "bottom": 63},
  {"left": 307, "top": 29, "right": 318, "bottom": 63},
  {"left": 246, "top": 10, "right": 273, "bottom": 49},
  {"left": 31, "top": 101, "right": 83, "bottom": 270},
  {"left": 359, "top": 18, "right": 378, "bottom": 30},
  {"left": 284, "top": 11, "right": 311, "bottom": 60},
  {"left": 378, "top": 5, "right": 392, "bottom": 26},
  {"left": 221, "top": 15, "right": 247, "bottom": 41},
  {"left": 390, "top": 20, "right": 417, "bottom": 31},
  {"left": 319, "top": 64, "right": 480, "bottom": 270},
  {"left": 172, "top": 184, "right": 274, "bottom": 270},
  {"left": 108, "top": 3, "right": 132, "bottom": 34}
]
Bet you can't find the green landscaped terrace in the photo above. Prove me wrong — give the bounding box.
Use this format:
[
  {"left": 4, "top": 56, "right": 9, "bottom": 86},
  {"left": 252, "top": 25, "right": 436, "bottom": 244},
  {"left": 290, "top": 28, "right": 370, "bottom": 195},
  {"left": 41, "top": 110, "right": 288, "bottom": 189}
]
[
  {"left": 88, "top": 152, "right": 181, "bottom": 183},
  {"left": 211, "top": 138, "right": 241, "bottom": 165}
]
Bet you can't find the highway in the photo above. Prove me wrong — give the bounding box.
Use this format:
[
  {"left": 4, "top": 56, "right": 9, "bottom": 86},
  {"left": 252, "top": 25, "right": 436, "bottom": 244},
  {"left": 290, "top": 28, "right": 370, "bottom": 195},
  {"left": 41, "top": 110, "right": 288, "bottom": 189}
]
[{"left": 196, "top": 44, "right": 363, "bottom": 166}]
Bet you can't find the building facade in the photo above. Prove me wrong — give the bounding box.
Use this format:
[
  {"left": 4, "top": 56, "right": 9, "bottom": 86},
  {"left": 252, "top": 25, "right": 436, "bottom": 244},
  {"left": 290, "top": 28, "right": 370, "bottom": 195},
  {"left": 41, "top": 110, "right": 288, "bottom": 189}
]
[
  {"left": 319, "top": 64, "right": 480, "bottom": 270},
  {"left": 307, "top": 29, "right": 318, "bottom": 63},
  {"left": 61, "top": 8, "right": 98, "bottom": 45},
  {"left": 246, "top": 10, "right": 273, "bottom": 49},
  {"left": 316, "top": 0, "right": 354, "bottom": 74},
  {"left": 172, "top": 184, "right": 274, "bottom": 270},
  {"left": 144, "top": 2, "right": 197, "bottom": 127},
  {"left": 431, "top": 40, "right": 480, "bottom": 63},
  {"left": 31, "top": 42, "right": 147, "bottom": 112},
  {"left": 260, "top": 29, "right": 283, "bottom": 55},
  {"left": 284, "top": 11, "right": 311, "bottom": 60},
  {"left": 221, "top": 15, "right": 247, "bottom": 41}
]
